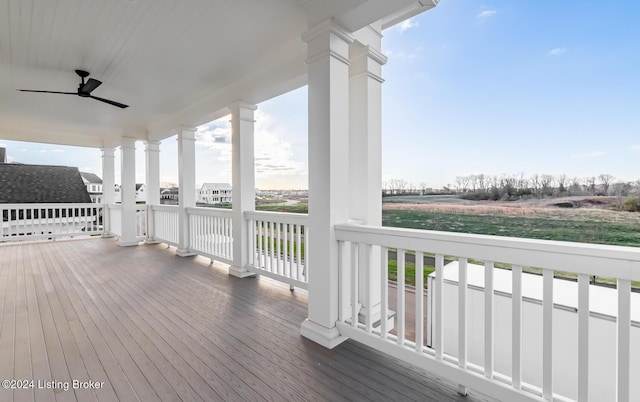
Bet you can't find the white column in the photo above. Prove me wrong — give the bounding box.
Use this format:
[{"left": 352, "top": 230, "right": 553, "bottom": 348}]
[
  {"left": 176, "top": 127, "right": 197, "bottom": 256},
  {"left": 300, "top": 19, "right": 353, "bottom": 349},
  {"left": 229, "top": 101, "right": 257, "bottom": 278},
  {"left": 119, "top": 137, "right": 139, "bottom": 246},
  {"left": 145, "top": 140, "right": 161, "bottom": 243},
  {"left": 101, "top": 147, "right": 116, "bottom": 237},
  {"left": 349, "top": 27, "right": 387, "bottom": 327}
]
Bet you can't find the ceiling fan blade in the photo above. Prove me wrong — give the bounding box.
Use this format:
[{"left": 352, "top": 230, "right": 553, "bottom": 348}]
[
  {"left": 89, "top": 95, "right": 129, "bottom": 109},
  {"left": 81, "top": 78, "right": 102, "bottom": 94},
  {"left": 17, "top": 89, "right": 77, "bottom": 95}
]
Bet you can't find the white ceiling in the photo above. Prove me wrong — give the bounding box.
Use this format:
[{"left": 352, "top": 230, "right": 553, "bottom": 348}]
[{"left": 0, "top": 0, "right": 435, "bottom": 148}]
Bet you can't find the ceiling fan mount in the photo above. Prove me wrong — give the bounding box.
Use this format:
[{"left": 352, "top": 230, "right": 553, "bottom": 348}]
[{"left": 17, "top": 70, "right": 129, "bottom": 109}]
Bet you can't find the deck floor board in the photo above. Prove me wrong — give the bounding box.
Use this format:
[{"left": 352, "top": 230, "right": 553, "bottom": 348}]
[{"left": 0, "top": 238, "right": 496, "bottom": 402}]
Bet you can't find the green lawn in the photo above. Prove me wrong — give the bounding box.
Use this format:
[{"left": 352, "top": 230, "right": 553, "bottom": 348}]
[{"left": 249, "top": 203, "right": 639, "bottom": 288}]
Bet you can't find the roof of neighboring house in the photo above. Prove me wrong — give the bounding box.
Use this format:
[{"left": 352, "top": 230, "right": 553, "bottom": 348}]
[
  {"left": 0, "top": 163, "right": 92, "bottom": 204},
  {"left": 80, "top": 172, "right": 103, "bottom": 184},
  {"left": 200, "top": 183, "right": 231, "bottom": 191},
  {"left": 136, "top": 183, "right": 145, "bottom": 191}
]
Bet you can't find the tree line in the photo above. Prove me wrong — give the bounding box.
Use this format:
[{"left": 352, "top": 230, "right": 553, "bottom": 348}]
[{"left": 383, "top": 174, "right": 640, "bottom": 207}]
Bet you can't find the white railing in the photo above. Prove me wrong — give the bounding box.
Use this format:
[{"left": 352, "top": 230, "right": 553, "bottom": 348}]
[
  {"left": 108, "top": 204, "right": 122, "bottom": 236},
  {"left": 105, "top": 204, "right": 146, "bottom": 240},
  {"left": 148, "top": 205, "right": 179, "bottom": 246},
  {"left": 135, "top": 205, "right": 147, "bottom": 240},
  {"left": 187, "top": 207, "right": 233, "bottom": 263},
  {"left": 0, "top": 203, "right": 104, "bottom": 242},
  {"left": 335, "top": 223, "right": 640, "bottom": 402},
  {"left": 245, "top": 211, "right": 308, "bottom": 289}
]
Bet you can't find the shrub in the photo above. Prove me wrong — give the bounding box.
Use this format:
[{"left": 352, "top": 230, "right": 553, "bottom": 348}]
[{"left": 623, "top": 197, "right": 640, "bottom": 212}]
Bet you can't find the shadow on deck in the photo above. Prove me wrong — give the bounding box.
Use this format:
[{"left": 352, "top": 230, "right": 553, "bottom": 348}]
[{"left": 0, "top": 238, "right": 495, "bottom": 401}]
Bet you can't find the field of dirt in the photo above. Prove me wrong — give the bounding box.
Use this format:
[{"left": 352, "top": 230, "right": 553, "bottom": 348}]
[{"left": 382, "top": 195, "right": 640, "bottom": 224}]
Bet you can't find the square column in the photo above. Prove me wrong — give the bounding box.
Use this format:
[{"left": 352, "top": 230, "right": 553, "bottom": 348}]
[
  {"left": 119, "top": 137, "right": 139, "bottom": 246},
  {"left": 145, "top": 140, "right": 161, "bottom": 243},
  {"left": 229, "top": 101, "right": 258, "bottom": 278},
  {"left": 177, "top": 127, "right": 197, "bottom": 257},
  {"left": 300, "top": 19, "right": 353, "bottom": 349},
  {"left": 101, "top": 147, "right": 116, "bottom": 237},
  {"left": 349, "top": 29, "right": 388, "bottom": 326}
]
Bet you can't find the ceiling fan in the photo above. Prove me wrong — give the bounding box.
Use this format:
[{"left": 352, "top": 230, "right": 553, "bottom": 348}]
[{"left": 17, "top": 69, "right": 129, "bottom": 109}]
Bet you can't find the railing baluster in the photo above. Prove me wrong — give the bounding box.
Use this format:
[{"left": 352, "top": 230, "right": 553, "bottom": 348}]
[
  {"left": 397, "top": 248, "right": 406, "bottom": 346},
  {"left": 296, "top": 224, "right": 302, "bottom": 280},
  {"left": 381, "top": 246, "right": 388, "bottom": 340},
  {"left": 434, "top": 253, "right": 444, "bottom": 360},
  {"left": 617, "top": 279, "right": 631, "bottom": 402},
  {"left": 304, "top": 224, "right": 309, "bottom": 282},
  {"left": 578, "top": 273, "right": 590, "bottom": 402},
  {"left": 350, "top": 242, "right": 358, "bottom": 327},
  {"left": 257, "top": 221, "right": 263, "bottom": 269},
  {"left": 338, "top": 240, "right": 345, "bottom": 322},
  {"left": 415, "top": 251, "right": 424, "bottom": 352},
  {"left": 458, "top": 257, "right": 468, "bottom": 396},
  {"left": 276, "top": 221, "right": 282, "bottom": 275},
  {"left": 484, "top": 261, "right": 495, "bottom": 379},
  {"left": 512, "top": 264, "right": 523, "bottom": 390},
  {"left": 365, "top": 244, "right": 373, "bottom": 334},
  {"left": 287, "top": 223, "right": 293, "bottom": 279},
  {"left": 543, "top": 268, "right": 554, "bottom": 401}
]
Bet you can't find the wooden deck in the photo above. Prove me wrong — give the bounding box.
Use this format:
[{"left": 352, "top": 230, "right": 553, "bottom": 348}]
[{"left": 0, "top": 238, "right": 496, "bottom": 402}]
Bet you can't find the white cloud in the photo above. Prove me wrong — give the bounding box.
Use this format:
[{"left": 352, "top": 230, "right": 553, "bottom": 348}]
[
  {"left": 631, "top": 145, "right": 640, "bottom": 151},
  {"left": 571, "top": 151, "right": 605, "bottom": 158},
  {"left": 548, "top": 47, "right": 567, "bottom": 56},
  {"left": 384, "top": 46, "right": 423, "bottom": 60},
  {"left": 39, "top": 149, "right": 65, "bottom": 153},
  {"left": 477, "top": 10, "right": 496, "bottom": 18},
  {"left": 254, "top": 110, "right": 305, "bottom": 178},
  {"left": 398, "top": 18, "right": 418, "bottom": 32}
]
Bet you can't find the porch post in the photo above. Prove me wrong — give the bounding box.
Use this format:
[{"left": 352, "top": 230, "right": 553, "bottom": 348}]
[
  {"left": 349, "top": 25, "right": 387, "bottom": 326},
  {"left": 101, "top": 147, "right": 116, "bottom": 237},
  {"left": 300, "top": 19, "right": 353, "bottom": 348},
  {"left": 176, "top": 127, "right": 197, "bottom": 257},
  {"left": 119, "top": 137, "right": 139, "bottom": 246},
  {"left": 229, "top": 101, "right": 257, "bottom": 278},
  {"left": 145, "top": 140, "right": 161, "bottom": 243}
]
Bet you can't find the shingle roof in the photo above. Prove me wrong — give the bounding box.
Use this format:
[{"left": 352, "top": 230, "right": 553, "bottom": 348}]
[
  {"left": 0, "top": 164, "right": 92, "bottom": 204},
  {"left": 80, "top": 172, "right": 103, "bottom": 184},
  {"left": 136, "top": 183, "right": 144, "bottom": 191}
]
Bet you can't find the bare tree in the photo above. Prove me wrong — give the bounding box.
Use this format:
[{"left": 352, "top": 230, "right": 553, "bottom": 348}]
[
  {"left": 555, "top": 174, "right": 568, "bottom": 194},
  {"left": 598, "top": 174, "right": 615, "bottom": 195},
  {"left": 540, "top": 174, "right": 555, "bottom": 196}
]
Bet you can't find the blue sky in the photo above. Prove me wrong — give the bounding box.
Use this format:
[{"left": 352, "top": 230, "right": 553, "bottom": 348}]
[{"left": 2, "top": 1, "right": 639, "bottom": 189}]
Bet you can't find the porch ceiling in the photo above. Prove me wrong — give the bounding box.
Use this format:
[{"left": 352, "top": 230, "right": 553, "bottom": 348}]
[{"left": 0, "top": 0, "right": 433, "bottom": 148}]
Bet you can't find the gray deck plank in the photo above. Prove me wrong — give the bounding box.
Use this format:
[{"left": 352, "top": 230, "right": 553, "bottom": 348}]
[
  {"left": 29, "top": 244, "right": 80, "bottom": 402},
  {"left": 0, "top": 245, "right": 17, "bottom": 402},
  {"left": 24, "top": 245, "right": 55, "bottom": 402},
  {"left": 0, "top": 238, "right": 496, "bottom": 402}
]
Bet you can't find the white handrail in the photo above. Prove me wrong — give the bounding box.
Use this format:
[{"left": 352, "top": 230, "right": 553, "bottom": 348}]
[
  {"left": 335, "top": 222, "right": 639, "bottom": 402},
  {"left": 1, "top": 203, "right": 104, "bottom": 242},
  {"left": 245, "top": 210, "right": 309, "bottom": 289}
]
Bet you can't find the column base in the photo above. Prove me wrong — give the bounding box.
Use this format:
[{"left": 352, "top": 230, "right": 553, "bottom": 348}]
[
  {"left": 102, "top": 233, "right": 115, "bottom": 238},
  {"left": 176, "top": 248, "right": 196, "bottom": 257},
  {"left": 144, "top": 239, "right": 160, "bottom": 245},
  {"left": 300, "top": 319, "right": 348, "bottom": 349},
  {"left": 118, "top": 239, "right": 140, "bottom": 247},
  {"left": 358, "top": 303, "right": 396, "bottom": 332},
  {"left": 229, "top": 265, "right": 257, "bottom": 278}
]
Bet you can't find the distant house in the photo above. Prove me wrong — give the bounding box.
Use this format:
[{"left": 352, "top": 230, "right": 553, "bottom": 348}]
[
  {"left": 160, "top": 187, "right": 179, "bottom": 203},
  {"left": 0, "top": 162, "right": 94, "bottom": 238},
  {"left": 198, "top": 183, "right": 232, "bottom": 205},
  {"left": 80, "top": 172, "right": 103, "bottom": 203},
  {"left": 0, "top": 163, "right": 91, "bottom": 204},
  {"left": 115, "top": 183, "right": 147, "bottom": 203}
]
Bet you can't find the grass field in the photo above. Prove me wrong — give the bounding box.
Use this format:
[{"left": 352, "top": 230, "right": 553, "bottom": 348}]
[
  {"left": 253, "top": 197, "right": 639, "bottom": 288},
  {"left": 382, "top": 209, "right": 640, "bottom": 247}
]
